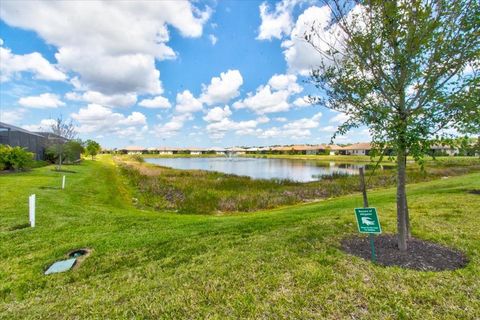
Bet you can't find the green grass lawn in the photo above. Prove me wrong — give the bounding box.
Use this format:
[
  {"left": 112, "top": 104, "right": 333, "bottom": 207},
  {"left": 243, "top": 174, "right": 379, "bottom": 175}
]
[{"left": 1, "top": 156, "right": 479, "bottom": 318}]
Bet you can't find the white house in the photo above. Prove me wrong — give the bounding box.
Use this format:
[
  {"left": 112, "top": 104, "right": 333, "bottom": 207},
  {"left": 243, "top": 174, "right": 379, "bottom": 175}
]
[
  {"left": 341, "top": 143, "right": 372, "bottom": 156},
  {"left": 123, "top": 146, "right": 146, "bottom": 154},
  {"left": 430, "top": 145, "right": 459, "bottom": 156}
]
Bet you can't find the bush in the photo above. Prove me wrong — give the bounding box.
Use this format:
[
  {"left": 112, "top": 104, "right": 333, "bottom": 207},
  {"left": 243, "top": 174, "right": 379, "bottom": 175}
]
[
  {"left": 0, "top": 144, "right": 34, "bottom": 171},
  {"left": 64, "top": 140, "right": 84, "bottom": 163},
  {"left": 129, "top": 154, "right": 145, "bottom": 163},
  {"left": 0, "top": 144, "right": 9, "bottom": 170},
  {"left": 46, "top": 140, "right": 84, "bottom": 165}
]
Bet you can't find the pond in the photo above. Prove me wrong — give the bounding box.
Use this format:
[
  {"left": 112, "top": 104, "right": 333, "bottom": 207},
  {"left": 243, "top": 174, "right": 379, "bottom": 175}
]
[{"left": 144, "top": 157, "right": 384, "bottom": 182}]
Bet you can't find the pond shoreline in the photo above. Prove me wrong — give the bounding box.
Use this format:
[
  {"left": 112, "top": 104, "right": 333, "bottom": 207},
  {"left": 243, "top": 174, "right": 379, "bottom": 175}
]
[
  {"left": 143, "top": 156, "right": 387, "bottom": 182},
  {"left": 118, "top": 156, "right": 480, "bottom": 214}
]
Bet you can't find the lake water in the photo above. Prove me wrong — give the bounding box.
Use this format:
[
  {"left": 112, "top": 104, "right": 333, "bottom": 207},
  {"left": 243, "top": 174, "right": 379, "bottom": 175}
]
[{"left": 144, "top": 157, "right": 377, "bottom": 182}]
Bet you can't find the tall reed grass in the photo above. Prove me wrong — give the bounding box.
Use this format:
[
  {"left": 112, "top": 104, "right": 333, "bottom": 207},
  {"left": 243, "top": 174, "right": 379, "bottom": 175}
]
[{"left": 116, "top": 157, "right": 480, "bottom": 214}]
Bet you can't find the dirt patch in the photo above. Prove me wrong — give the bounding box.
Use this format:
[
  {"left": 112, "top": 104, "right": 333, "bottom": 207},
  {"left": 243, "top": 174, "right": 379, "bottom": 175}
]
[
  {"left": 341, "top": 234, "right": 468, "bottom": 271},
  {"left": 468, "top": 189, "right": 480, "bottom": 195},
  {"left": 68, "top": 248, "right": 92, "bottom": 269}
]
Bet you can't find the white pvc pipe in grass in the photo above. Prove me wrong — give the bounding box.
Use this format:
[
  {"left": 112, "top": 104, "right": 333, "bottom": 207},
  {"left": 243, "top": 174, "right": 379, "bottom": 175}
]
[{"left": 29, "top": 194, "right": 35, "bottom": 227}]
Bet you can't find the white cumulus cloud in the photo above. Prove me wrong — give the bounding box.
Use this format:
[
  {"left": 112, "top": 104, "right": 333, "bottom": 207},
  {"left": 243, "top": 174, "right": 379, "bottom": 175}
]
[
  {"left": 259, "top": 112, "right": 322, "bottom": 139},
  {"left": 138, "top": 96, "right": 172, "bottom": 109},
  {"left": 70, "top": 103, "right": 147, "bottom": 136},
  {"left": 233, "top": 73, "right": 302, "bottom": 114},
  {"left": 175, "top": 90, "right": 203, "bottom": 114},
  {"left": 329, "top": 112, "right": 350, "bottom": 123},
  {"left": 293, "top": 96, "right": 310, "bottom": 107},
  {"left": 200, "top": 69, "right": 243, "bottom": 105},
  {"left": 154, "top": 113, "right": 193, "bottom": 138},
  {"left": 0, "top": 108, "right": 26, "bottom": 124},
  {"left": 282, "top": 5, "right": 364, "bottom": 76},
  {"left": 206, "top": 118, "right": 258, "bottom": 140},
  {"left": 18, "top": 93, "right": 66, "bottom": 109},
  {"left": 257, "top": 0, "right": 304, "bottom": 40},
  {"left": 0, "top": 1, "right": 211, "bottom": 96},
  {"left": 282, "top": 6, "right": 333, "bottom": 76},
  {"left": 268, "top": 73, "right": 302, "bottom": 93},
  {"left": 22, "top": 118, "right": 57, "bottom": 132},
  {"left": 203, "top": 105, "right": 232, "bottom": 122},
  {"left": 0, "top": 45, "right": 66, "bottom": 82},
  {"left": 65, "top": 91, "right": 137, "bottom": 108}
]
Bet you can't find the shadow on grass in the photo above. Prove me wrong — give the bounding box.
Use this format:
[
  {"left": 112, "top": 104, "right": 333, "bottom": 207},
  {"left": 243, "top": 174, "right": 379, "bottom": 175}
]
[
  {"left": 8, "top": 223, "right": 30, "bottom": 231},
  {"left": 468, "top": 189, "right": 480, "bottom": 195},
  {"left": 340, "top": 234, "right": 468, "bottom": 271},
  {"left": 39, "top": 186, "right": 61, "bottom": 190},
  {"left": 50, "top": 169, "right": 77, "bottom": 173}
]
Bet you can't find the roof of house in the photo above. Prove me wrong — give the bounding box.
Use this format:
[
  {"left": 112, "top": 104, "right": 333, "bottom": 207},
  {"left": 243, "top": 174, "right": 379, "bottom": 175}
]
[
  {"left": 269, "top": 144, "right": 340, "bottom": 151},
  {"left": 34, "top": 132, "right": 70, "bottom": 141},
  {"left": 430, "top": 145, "right": 458, "bottom": 150},
  {"left": 226, "top": 147, "right": 247, "bottom": 152},
  {"left": 341, "top": 142, "right": 372, "bottom": 150},
  {"left": 303, "top": 144, "right": 339, "bottom": 151},
  {"left": 326, "top": 144, "right": 342, "bottom": 150},
  {"left": 122, "top": 146, "right": 146, "bottom": 151},
  {"left": 0, "top": 122, "right": 45, "bottom": 138},
  {"left": 270, "top": 146, "right": 292, "bottom": 151},
  {"left": 156, "top": 146, "right": 180, "bottom": 151}
]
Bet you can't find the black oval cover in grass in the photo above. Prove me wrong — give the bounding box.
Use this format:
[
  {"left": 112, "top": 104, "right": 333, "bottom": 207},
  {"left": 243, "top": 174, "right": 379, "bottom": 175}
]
[{"left": 341, "top": 234, "right": 468, "bottom": 271}]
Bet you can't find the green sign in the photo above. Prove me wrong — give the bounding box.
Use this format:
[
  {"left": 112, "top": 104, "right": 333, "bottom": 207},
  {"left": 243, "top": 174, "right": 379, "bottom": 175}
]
[{"left": 354, "top": 208, "right": 382, "bottom": 234}]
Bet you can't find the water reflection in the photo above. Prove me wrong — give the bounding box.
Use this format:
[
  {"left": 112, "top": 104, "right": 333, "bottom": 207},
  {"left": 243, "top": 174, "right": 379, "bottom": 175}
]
[{"left": 144, "top": 157, "right": 384, "bottom": 182}]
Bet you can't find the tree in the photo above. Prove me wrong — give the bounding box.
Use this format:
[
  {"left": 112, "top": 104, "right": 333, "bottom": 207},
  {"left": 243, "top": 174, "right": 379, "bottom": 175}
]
[
  {"left": 64, "top": 140, "right": 85, "bottom": 162},
  {"left": 306, "top": 0, "right": 479, "bottom": 250},
  {"left": 49, "top": 117, "right": 78, "bottom": 170},
  {"left": 85, "top": 140, "right": 101, "bottom": 160}
]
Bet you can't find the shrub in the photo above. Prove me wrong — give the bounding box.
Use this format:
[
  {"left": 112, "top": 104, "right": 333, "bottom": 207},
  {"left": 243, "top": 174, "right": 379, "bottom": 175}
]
[
  {"left": 46, "top": 140, "right": 84, "bottom": 165},
  {"left": 64, "top": 140, "right": 84, "bottom": 163},
  {"left": 0, "top": 144, "right": 9, "bottom": 170},
  {"left": 129, "top": 154, "right": 145, "bottom": 163},
  {"left": 0, "top": 144, "right": 34, "bottom": 171}
]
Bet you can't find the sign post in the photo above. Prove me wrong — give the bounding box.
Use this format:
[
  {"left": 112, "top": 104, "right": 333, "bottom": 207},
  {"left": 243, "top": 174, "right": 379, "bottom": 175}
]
[
  {"left": 356, "top": 168, "right": 382, "bottom": 262},
  {"left": 29, "top": 194, "right": 36, "bottom": 227},
  {"left": 62, "top": 175, "right": 66, "bottom": 190}
]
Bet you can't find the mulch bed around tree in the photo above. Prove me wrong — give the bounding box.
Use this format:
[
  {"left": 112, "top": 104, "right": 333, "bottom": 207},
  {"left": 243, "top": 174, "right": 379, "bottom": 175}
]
[{"left": 341, "top": 234, "right": 468, "bottom": 271}]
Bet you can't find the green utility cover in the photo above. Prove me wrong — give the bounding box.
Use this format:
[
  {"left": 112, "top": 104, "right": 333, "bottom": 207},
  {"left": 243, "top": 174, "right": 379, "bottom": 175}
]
[
  {"left": 44, "top": 258, "right": 76, "bottom": 275},
  {"left": 354, "top": 208, "right": 382, "bottom": 234}
]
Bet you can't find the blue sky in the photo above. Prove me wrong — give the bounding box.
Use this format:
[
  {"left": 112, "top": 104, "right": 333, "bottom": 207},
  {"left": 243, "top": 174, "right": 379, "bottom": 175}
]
[{"left": 0, "top": 0, "right": 370, "bottom": 148}]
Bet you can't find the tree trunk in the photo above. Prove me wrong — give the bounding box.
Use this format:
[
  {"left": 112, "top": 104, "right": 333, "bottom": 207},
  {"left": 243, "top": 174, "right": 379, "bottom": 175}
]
[
  {"left": 404, "top": 156, "right": 411, "bottom": 239},
  {"left": 396, "top": 148, "right": 408, "bottom": 251},
  {"left": 405, "top": 193, "right": 411, "bottom": 240}
]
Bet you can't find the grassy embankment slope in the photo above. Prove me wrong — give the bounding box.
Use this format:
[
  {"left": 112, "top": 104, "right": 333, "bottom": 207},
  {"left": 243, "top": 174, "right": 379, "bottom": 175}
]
[{"left": 1, "top": 155, "right": 479, "bottom": 318}]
